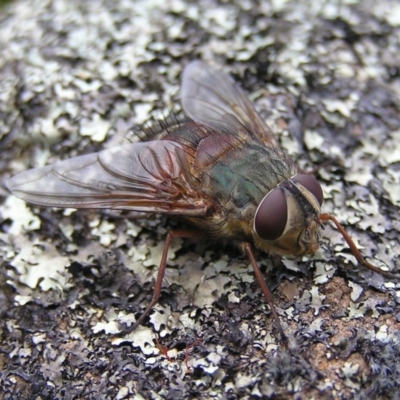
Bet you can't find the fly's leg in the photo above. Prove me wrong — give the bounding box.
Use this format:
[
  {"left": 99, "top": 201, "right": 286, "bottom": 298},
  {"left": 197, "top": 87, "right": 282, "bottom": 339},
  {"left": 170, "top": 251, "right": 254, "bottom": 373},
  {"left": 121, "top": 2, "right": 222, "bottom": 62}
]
[
  {"left": 125, "top": 229, "right": 205, "bottom": 334},
  {"left": 319, "top": 213, "right": 397, "bottom": 279},
  {"left": 243, "top": 243, "right": 287, "bottom": 345}
]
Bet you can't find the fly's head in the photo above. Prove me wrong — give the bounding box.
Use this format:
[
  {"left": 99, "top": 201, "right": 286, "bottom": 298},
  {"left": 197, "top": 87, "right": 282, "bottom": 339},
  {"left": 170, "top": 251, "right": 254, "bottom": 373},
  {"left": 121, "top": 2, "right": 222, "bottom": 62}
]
[{"left": 253, "top": 174, "right": 324, "bottom": 257}]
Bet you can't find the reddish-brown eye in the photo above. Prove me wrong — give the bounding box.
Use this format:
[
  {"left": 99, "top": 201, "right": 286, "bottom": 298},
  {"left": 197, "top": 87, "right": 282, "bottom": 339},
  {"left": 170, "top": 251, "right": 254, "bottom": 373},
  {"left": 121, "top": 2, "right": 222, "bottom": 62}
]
[
  {"left": 292, "top": 174, "right": 323, "bottom": 206},
  {"left": 254, "top": 188, "right": 287, "bottom": 241}
]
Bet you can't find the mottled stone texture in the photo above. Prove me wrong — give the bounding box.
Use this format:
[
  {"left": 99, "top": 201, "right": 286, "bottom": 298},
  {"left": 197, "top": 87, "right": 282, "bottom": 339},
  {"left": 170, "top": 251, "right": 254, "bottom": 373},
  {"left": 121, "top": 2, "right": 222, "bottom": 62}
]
[{"left": 1, "top": 0, "right": 400, "bottom": 399}]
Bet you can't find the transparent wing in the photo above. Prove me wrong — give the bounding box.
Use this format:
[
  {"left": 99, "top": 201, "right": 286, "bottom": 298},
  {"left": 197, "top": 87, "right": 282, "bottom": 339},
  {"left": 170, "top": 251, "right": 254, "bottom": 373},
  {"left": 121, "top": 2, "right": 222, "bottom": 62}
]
[
  {"left": 6, "top": 141, "right": 209, "bottom": 216},
  {"left": 181, "top": 61, "right": 281, "bottom": 150}
]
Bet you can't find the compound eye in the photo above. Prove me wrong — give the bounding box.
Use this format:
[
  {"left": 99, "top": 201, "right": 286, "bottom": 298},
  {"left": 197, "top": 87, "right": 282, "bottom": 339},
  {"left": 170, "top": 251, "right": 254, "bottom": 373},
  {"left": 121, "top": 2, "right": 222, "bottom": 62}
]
[
  {"left": 254, "top": 188, "right": 287, "bottom": 241},
  {"left": 292, "top": 174, "right": 324, "bottom": 206}
]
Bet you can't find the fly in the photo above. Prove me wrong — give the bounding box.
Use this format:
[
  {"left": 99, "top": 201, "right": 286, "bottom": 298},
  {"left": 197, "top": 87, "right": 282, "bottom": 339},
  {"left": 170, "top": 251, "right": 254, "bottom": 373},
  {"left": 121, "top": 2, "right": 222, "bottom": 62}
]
[{"left": 5, "top": 61, "right": 395, "bottom": 342}]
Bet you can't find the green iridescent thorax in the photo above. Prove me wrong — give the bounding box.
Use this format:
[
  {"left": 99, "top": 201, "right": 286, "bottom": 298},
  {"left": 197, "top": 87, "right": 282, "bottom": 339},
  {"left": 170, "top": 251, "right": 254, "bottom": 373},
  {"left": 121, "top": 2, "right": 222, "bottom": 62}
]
[{"left": 199, "top": 141, "right": 296, "bottom": 218}]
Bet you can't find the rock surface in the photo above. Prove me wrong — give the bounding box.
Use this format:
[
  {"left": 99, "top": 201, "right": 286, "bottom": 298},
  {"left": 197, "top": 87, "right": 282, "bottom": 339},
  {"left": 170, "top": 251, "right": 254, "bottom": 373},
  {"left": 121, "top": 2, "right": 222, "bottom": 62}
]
[{"left": 1, "top": 0, "right": 400, "bottom": 398}]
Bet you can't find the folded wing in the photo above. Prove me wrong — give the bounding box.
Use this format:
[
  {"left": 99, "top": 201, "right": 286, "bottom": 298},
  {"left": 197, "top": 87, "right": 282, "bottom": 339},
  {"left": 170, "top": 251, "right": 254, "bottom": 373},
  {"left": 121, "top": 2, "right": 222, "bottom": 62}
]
[
  {"left": 6, "top": 141, "right": 209, "bottom": 216},
  {"left": 181, "top": 61, "right": 282, "bottom": 153}
]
